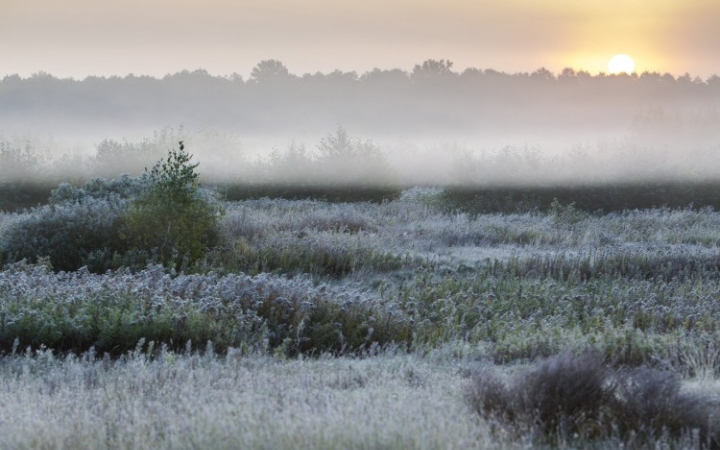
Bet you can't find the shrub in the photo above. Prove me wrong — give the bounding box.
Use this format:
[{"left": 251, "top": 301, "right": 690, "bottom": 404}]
[
  {"left": 467, "top": 351, "right": 613, "bottom": 442},
  {"left": 609, "top": 367, "right": 717, "bottom": 446},
  {"left": 49, "top": 175, "right": 146, "bottom": 204},
  {"left": 221, "top": 238, "right": 405, "bottom": 279},
  {"left": 1, "top": 175, "right": 152, "bottom": 272},
  {"left": 435, "top": 182, "right": 720, "bottom": 215},
  {"left": 521, "top": 350, "right": 612, "bottom": 439},
  {"left": 0, "top": 264, "right": 413, "bottom": 357},
  {"left": 0, "top": 140, "right": 59, "bottom": 212},
  {"left": 466, "top": 351, "right": 719, "bottom": 447},
  {"left": 121, "top": 142, "right": 223, "bottom": 270},
  {"left": 0, "top": 194, "right": 128, "bottom": 272},
  {"left": 1, "top": 145, "right": 222, "bottom": 273},
  {"left": 549, "top": 198, "right": 588, "bottom": 225},
  {"left": 0, "top": 181, "right": 55, "bottom": 212}
]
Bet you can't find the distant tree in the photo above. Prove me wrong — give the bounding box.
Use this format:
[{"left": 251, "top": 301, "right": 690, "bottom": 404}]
[
  {"left": 530, "top": 67, "right": 555, "bottom": 82},
  {"left": 661, "top": 73, "right": 676, "bottom": 83},
  {"left": 317, "top": 126, "right": 354, "bottom": 160},
  {"left": 411, "top": 59, "right": 455, "bottom": 81},
  {"left": 558, "top": 68, "right": 580, "bottom": 86},
  {"left": 576, "top": 70, "right": 592, "bottom": 81},
  {"left": 460, "top": 67, "right": 483, "bottom": 78},
  {"left": 250, "top": 60, "right": 291, "bottom": 84},
  {"left": 326, "top": 70, "right": 359, "bottom": 86},
  {"left": 314, "top": 126, "right": 394, "bottom": 185},
  {"left": 558, "top": 67, "right": 575, "bottom": 79},
  {"left": 708, "top": 74, "right": 720, "bottom": 89},
  {"left": 360, "top": 68, "right": 410, "bottom": 90}
]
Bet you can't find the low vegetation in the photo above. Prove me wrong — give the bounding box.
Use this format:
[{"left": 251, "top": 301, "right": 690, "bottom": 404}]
[
  {"left": 467, "top": 351, "right": 719, "bottom": 448},
  {"left": 1, "top": 143, "right": 222, "bottom": 273},
  {"left": 3, "top": 142, "right": 720, "bottom": 447}
]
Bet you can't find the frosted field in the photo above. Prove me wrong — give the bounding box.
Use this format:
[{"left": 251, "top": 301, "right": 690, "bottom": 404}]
[
  {"left": 0, "top": 352, "right": 495, "bottom": 450},
  {"left": 3, "top": 195, "right": 720, "bottom": 448}
]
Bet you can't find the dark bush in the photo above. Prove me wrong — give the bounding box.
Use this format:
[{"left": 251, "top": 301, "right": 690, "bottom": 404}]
[
  {"left": 0, "top": 173, "right": 154, "bottom": 272},
  {"left": 1, "top": 196, "right": 128, "bottom": 272},
  {"left": 2, "top": 144, "right": 223, "bottom": 273},
  {"left": 222, "top": 239, "right": 404, "bottom": 279},
  {"left": 521, "top": 351, "right": 612, "bottom": 439},
  {"left": 466, "top": 351, "right": 719, "bottom": 447},
  {"left": 466, "top": 367, "right": 518, "bottom": 424},
  {"left": 609, "top": 367, "right": 718, "bottom": 447},
  {"left": 0, "top": 181, "right": 55, "bottom": 212}
]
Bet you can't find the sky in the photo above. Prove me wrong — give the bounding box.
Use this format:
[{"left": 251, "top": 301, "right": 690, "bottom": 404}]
[{"left": 1, "top": 0, "right": 719, "bottom": 79}]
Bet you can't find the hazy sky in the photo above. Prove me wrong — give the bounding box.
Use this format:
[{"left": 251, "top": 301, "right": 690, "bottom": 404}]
[{"left": 1, "top": 0, "right": 719, "bottom": 79}]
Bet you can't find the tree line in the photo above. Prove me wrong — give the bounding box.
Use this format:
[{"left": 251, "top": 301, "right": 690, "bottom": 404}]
[{"left": 1, "top": 59, "right": 719, "bottom": 136}]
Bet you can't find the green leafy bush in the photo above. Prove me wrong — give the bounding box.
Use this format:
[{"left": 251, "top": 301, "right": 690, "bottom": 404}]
[{"left": 122, "top": 142, "right": 223, "bottom": 270}]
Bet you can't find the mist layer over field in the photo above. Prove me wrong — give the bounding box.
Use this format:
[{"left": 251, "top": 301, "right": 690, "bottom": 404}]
[{"left": 2, "top": 62, "right": 720, "bottom": 188}]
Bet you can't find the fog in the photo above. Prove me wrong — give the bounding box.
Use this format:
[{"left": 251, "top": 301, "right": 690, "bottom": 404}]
[{"left": 2, "top": 60, "right": 720, "bottom": 187}]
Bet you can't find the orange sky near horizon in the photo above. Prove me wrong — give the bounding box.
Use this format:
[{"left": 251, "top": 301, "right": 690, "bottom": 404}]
[{"left": 1, "top": 0, "right": 718, "bottom": 79}]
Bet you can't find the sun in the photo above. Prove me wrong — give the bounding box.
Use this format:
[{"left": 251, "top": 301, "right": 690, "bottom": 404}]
[{"left": 608, "top": 54, "right": 635, "bottom": 74}]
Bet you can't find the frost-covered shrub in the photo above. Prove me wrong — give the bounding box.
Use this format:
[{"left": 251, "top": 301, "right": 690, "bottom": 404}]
[
  {"left": 49, "top": 175, "right": 147, "bottom": 204},
  {"left": 0, "top": 264, "right": 412, "bottom": 357},
  {"left": 1, "top": 195, "right": 128, "bottom": 272},
  {"left": 466, "top": 351, "right": 719, "bottom": 447},
  {"left": 0, "top": 174, "right": 152, "bottom": 272}
]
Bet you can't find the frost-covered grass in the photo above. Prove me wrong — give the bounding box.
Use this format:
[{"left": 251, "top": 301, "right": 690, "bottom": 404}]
[
  {"left": 3, "top": 197, "right": 720, "bottom": 362},
  {"left": 0, "top": 351, "right": 494, "bottom": 450},
  {"left": 0, "top": 264, "right": 411, "bottom": 357},
  {"left": 1, "top": 347, "right": 719, "bottom": 450},
  {"left": 4, "top": 194, "right": 720, "bottom": 447}
]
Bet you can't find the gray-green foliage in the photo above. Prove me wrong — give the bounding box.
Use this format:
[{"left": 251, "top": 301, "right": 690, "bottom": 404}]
[
  {"left": 0, "top": 263, "right": 410, "bottom": 356},
  {"left": 1, "top": 177, "right": 145, "bottom": 272},
  {"left": 549, "top": 197, "right": 588, "bottom": 225},
  {"left": 49, "top": 175, "right": 147, "bottom": 204}
]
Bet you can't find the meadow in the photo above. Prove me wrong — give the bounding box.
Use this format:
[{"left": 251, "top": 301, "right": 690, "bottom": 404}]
[
  {"left": 3, "top": 122, "right": 720, "bottom": 448},
  {"left": 3, "top": 165, "right": 720, "bottom": 447}
]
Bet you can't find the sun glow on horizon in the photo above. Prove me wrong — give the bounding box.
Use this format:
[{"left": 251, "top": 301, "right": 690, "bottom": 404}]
[{"left": 608, "top": 54, "right": 636, "bottom": 74}]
